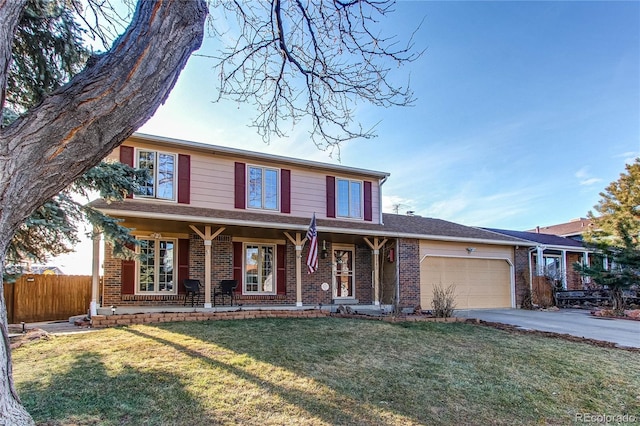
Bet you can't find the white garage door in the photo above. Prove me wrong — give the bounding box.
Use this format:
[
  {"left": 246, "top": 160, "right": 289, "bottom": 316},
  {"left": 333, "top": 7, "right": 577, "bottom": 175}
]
[{"left": 420, "top": 257, "right": 512, "bottom": 310}]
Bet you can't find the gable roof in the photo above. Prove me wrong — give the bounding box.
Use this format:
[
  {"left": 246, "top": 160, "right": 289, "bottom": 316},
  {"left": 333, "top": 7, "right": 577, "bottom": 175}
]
[
  {"left": 130, "top": 133, "right": 390, "bottom": 180},
  {"left": 484, "top": 228, "right": 587, "bottom": 250},
  {"left": 91, "top": 200, "right": 528, "bottom": 246},
  {"left": 527, "top": 218, "right": 593, "bottom": 237}
]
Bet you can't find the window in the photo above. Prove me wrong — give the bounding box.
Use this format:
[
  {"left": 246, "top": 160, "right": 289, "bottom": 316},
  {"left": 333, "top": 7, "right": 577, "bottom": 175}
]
[
  {"left": 136, "top": 150, "right": 176, "bottom": 200},
  {"left": 337, "top": 178, "right": 362, "bottom": 218},
  {"left": 248, "top": 166, "right": 279, "bottom": 210},
  {"left": 244, "top": 244, "right": 275, "bottom": 293},
  {"left": 137, "top": 237, "right": 176, "bottom": 294}
]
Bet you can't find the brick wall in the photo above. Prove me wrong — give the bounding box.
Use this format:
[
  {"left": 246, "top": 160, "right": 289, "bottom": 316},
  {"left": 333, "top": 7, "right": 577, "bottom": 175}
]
[
  {"left": 300, "top": 241, "right": 333, "bottom": 306},
  {"left": 397, "top": 238, "right": 420, "bottom": 309},
  {"left": 91, "top": 309, "right": 330, "bottom": 328},
  {"left": 355, "top": 244, "right": 373, "bottom": 304},
  {"left": 514, "top": 247, "right": 531, "bottom": 307},
  {"left": 566, "top": 252, "right": 583, "bottom": 290}
]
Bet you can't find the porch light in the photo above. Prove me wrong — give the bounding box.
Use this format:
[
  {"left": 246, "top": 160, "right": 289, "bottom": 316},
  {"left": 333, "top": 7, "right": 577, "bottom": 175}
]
[{"left": 321, "top": 240, "right": 329, "bottom": 259}]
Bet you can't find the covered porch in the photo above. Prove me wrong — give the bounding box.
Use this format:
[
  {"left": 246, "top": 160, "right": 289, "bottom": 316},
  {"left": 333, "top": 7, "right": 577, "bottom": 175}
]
[{"left": 89, "top": 204, "right": 394, "bottom": 315}]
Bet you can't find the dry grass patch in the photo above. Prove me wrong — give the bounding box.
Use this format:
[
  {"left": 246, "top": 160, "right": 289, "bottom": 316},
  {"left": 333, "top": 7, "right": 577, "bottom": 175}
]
[{"left": 12, "top": 318, "right": 640, "bottom": 425}]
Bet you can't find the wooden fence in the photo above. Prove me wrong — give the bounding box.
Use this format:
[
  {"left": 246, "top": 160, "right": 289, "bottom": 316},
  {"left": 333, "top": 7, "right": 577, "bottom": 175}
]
[
  {"left": 531, "top": 276, "right": 554, "bottom": 307},
  {"left": 3, "top": 275, "right": 95, "bottom": 323}
]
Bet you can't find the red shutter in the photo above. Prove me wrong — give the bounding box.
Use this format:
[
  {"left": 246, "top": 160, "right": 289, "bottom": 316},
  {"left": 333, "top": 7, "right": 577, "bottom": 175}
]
[
  {"left": 177, "top": 239, "right": 190, "bottom": 294},
  {"left": 121, "top": 258, "right": 135, "bottom": 295},
  {"left": 281, "top": 169, "right": 291, "bottom": 214},
  {"left": 177, "top": 154, "right": 191, "bottom": 204},
  {"left": 364, "top": 181, "right": 373, "bottom": 222},
  {"left": 233, "top": 241, "right": 243, "bottom": 293},
  {"left": 326, "top": 176, "right": 336, "bottom": 218},
  {"left": 277, "top": 244, "right": 286, "bottom": 295},
  {"left": 235, "top": 162, "right": 246, "bottom": 209},
  {"left": 120, "top": 145, "right": 134, "bottom": 166},
  {"left": 120, "top": 146, "right": 134, "bottom": 199}
]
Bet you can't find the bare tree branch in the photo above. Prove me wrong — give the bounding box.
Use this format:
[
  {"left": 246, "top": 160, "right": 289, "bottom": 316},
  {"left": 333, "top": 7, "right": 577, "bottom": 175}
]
[{"left": 207, "top": 0, "right": 422, "bottom": 156}]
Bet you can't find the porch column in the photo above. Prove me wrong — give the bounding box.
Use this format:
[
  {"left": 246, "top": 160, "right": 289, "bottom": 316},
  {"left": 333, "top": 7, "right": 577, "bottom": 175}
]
[
  {"left": 90, "top": 231, "right": 101, "bottom": 317},
  {"left": 561, "top": 249, "right": 567, "bottom": 289},
  {"left": 190, "top": 225, "right": 226, "bottom": 308},
  {"left": 364, "top": 237, "right": 388, "bottom": 306},
  {"left": 284, "top": 232, "right": 307, "bottom": 307},
  {"left": 535, "top": 246, "right": 545, "bottom": 276},
  {"left": 582, "top": 252, "right": 590, "bottom": 287}
]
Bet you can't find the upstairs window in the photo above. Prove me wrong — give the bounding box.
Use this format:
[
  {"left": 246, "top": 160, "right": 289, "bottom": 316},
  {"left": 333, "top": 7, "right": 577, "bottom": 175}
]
[
  {"left": 337, "top": 178, "right": 362, "bottom": 218},
  {"left": 248, "top": 166, "right": 279, "bottom": 210},
  {"left": 136, "top": 150, "right": 176, "bottom": 201}
]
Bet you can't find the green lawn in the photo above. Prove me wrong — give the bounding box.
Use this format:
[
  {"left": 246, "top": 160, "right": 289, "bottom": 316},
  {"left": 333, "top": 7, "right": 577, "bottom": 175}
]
[{"left": 11, "top": 318, "right": 640, "bottom": 425}]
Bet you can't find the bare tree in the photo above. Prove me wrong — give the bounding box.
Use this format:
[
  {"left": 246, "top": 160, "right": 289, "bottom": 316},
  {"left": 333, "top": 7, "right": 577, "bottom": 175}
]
[
  {"left": 210, "top": 0, "right": 420, "bottom": 155},
  {"left": 0, "top": 0, "right": 418, "bottom": 422}
]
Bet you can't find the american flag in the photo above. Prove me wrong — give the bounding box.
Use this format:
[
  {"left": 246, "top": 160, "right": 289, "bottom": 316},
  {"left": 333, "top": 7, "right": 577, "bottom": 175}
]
[{"left": 306, "top": 213, "right": 318, "bottom": 274}]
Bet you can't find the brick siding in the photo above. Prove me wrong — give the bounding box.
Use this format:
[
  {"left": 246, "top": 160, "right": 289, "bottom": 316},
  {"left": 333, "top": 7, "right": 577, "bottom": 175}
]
[
  {"left": 514, "top": 247, "right": 531, "bottom": 307},
  {"left": 397, "top": 238, "right": 420, "bottom": 309}
]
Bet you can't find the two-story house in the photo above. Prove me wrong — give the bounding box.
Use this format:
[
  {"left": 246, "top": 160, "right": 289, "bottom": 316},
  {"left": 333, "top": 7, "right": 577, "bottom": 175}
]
[{"left": 90, "top": 133, "right": 531, "bottom": 315}]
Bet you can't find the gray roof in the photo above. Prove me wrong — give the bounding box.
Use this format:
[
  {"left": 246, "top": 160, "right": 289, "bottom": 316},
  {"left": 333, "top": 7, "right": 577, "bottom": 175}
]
[
  {"left": 91, "top": 200, "right": 527, "bottom": 245},
  {"left": 382, "top": 214, "right": 526, "bottom": 243},
  {"left": 484, "top": 228, "right": 586, "bottom": 249}
]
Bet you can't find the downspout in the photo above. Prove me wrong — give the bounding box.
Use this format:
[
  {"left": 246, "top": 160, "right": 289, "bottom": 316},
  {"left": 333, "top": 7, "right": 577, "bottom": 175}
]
[
  {"left": 528, "top": 246, "right": 536, "bottom": 293},
  {"left": 379, "top": 176, "right": 388, "bottom": 225},
  {"left": 395, "top": 238, "right": 400, "bottom": 311}
]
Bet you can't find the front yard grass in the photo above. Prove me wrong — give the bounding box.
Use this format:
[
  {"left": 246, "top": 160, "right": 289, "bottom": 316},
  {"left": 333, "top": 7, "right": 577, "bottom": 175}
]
[{"left": 12, "top": 318, "right": 640, "bottom": 425}]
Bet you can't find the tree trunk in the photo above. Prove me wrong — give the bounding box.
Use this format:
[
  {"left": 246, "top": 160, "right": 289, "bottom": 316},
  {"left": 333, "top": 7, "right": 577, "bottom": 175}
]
[
  {"left": 0, "top": 0, "right": 207, "bottom": 422},
  {"left": 611, "top": 287, "right": 625, "bottom": 313}
]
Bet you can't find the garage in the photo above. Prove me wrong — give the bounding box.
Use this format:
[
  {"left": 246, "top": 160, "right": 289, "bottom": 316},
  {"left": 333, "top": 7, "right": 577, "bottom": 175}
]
[{"left": 420, "top": 256, "right": 513, "bottom": 310}]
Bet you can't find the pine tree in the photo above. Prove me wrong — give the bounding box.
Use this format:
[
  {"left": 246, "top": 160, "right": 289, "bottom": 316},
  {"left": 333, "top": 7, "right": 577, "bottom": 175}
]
[
  {"left": 574, "top": 159, "right": 640, "bottom": 311},
  {"left": 4, "top": 0, "right": 142, "bottom": 275}
]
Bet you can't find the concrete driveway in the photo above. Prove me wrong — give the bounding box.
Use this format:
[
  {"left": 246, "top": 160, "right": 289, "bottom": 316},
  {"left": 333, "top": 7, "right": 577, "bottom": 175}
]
[{"left": 456, "top": 308, "right": 640, "bottom": 349}]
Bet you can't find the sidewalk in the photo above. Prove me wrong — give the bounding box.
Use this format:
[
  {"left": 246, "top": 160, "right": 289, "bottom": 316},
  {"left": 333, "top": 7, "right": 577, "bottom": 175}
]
[{"left": 9, "top": 318, "right": 96, "bottom": 338}]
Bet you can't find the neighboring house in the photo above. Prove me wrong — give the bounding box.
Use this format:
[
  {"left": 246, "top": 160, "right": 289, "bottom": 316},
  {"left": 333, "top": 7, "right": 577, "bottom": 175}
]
[
  {"left": 90, "top": 133, "right": 531, "bottom": 314},
  {"left": 528, "top": 218, "right": 593, "bottom": 242},
  {"left": 485, "top": 228, "right": 591, "bottom": 293}
]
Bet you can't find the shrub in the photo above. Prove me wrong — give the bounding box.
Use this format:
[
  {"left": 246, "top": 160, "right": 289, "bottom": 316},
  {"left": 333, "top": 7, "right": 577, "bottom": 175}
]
[{"left": 432, "top": 283, "right": 456, "bottom": 318}]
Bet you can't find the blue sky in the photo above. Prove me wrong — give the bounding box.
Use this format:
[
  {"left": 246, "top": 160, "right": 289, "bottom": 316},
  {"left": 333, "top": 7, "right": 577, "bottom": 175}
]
[{"left": 54, "top": 1, "right": 640, "bottom": 273}]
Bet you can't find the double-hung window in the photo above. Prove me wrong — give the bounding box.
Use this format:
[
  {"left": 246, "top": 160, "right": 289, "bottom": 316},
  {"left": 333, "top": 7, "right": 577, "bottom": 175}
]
[
  {"left": 337, "top": 178, "right": 362, "bottom": 218},
  {"left": 137, "top": 237, "right": 176, "bottom": 294},
  {"left": 244, "top": 244, "right": 275, "bottom": 294},
  {"left": 248, "top": 166, "right": 279, "bottom": 210},
  {"left": 136, "top": 150, "right": 177, "bottom": 201}
]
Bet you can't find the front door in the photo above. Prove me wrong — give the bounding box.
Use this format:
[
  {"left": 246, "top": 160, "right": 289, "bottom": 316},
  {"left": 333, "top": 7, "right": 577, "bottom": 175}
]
[{"left": 333, "top": 246, "right": 355, "bottom": 299}]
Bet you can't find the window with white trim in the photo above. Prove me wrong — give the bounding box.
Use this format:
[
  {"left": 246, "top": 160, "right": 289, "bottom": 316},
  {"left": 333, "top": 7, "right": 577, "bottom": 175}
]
[
  {"left": 337, "top": 178, "right": 362, "bottom": 218},
  {"left": 136, "top": 150, "right": 176, "bottom": 201},
  {"left": 248, "top": 166, "right": 279, "bottom": 210},
  {"left": 244, "top": 244, "right": 275, "bottom": 294},
  {"left": 137, "top": 237, "right": 177, "bottom": 294}
]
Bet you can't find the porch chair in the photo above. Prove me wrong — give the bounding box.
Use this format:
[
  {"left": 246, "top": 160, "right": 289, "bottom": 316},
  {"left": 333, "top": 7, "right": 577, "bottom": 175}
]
[
  {"left": 183, "top": 279, "right": 202, "bottom": 307},
  {"left": 213, "top": 279, "right": 238, "bottom": 306}
]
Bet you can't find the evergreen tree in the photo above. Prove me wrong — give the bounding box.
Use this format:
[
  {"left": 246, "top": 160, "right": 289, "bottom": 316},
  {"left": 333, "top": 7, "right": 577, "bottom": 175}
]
[
  {"left": 575, "top": 159, "right": 640, "bottom": 311},
  {"left": 4, "top": 0, "right": 142, "bottom": 274}
]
